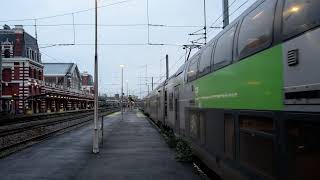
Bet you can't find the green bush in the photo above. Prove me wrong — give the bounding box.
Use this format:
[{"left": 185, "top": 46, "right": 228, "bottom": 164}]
[{"left": 175, "top": 138, "right": 193, "bottom": 162}]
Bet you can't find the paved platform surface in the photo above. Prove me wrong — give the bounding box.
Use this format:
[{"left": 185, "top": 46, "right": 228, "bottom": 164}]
[{"left": 0, "top": 110, "right": 201, "bottom": 180}]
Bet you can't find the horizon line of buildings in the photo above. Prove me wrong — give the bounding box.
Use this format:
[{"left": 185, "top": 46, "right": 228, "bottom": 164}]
[{"left": 0, "top": 25, "right": 94, "bottom": 115}]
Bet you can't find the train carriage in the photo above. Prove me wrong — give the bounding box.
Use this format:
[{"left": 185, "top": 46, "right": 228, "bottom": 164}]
[{"left": 143, "top": 0, "right": 320, "bottom": 179}]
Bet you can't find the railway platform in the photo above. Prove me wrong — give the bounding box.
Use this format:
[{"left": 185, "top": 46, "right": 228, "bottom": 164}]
[{"left": 0, "top": 110, "right": 201, "bottom": 180}]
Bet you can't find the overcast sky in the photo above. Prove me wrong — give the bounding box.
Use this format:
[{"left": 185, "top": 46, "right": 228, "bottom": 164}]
[{"left": 1, "top": 0, "right": 256, "bottom": 97}]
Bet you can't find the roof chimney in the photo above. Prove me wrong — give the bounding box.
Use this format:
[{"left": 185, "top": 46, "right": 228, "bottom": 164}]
[
  {"left": 14, "top": 25, "right": 24, "bottom": 30},
  {"left": 3, "top": 24, "right": 10, "bottom": 30}
]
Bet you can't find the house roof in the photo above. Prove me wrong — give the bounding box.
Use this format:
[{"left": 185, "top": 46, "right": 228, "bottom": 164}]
[
  {"left": 43, "top": 63, "right": 76, "bottom": 76},
  {"left": 0, "top": 25, "right": 39, "bottom": 57}
]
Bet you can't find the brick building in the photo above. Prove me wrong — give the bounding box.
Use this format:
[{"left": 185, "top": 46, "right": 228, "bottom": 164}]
[
  {"left": 0, "top": 25, "right": 44, "bottom": 114},
  {"left": 0, "top": 25, "right": 94, "bottom": 115},
  {"left": 43, "top": 63, "right": 93, "bottom": 112},
  {"left": 81, "top": 71, "right": 94, "bottom": 94},
  {"left": 44, "top": 63, "right": 82, "bottom": 91}
]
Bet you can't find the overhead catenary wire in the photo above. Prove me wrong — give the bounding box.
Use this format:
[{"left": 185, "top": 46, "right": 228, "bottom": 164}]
[
  {"left": 41, "top": 51, "right": 61, "bottom": 63},
  {"left": 207, "top": 0, "right": 237, "bottom": 31},
  {"left": 0, "top": 0, "right": 133, "bottom": 23},
  {"left": 38, "top": 43, "right": 184, "bottom": 49},
  {"left": 206, "top": 0, "right": 251, "bottom": 39},
  {"left": 3, "top": 23, "right": 204, "bottom": 28}
]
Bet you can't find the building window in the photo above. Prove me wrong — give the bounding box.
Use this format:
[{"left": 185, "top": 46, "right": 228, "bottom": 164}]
[
  {"left": 2, "top": 83, "right": 19, "bottom": 96},
  {"left": 26, "top": 48, "right": 29, "bottom": 58},
  {"left": 34, "top": 69, "right": 37, "bottom": 79},
  {"left": 29, "top": 67, "right": 33, "bottom": 78},
  {"left": 4, "top": 49, "right": 11, "bottom": 58},
  {"left": 238, "top": 0, "right": 276, "bottom": 59},
  {"left": 213, "top": 25, "right": 236, "bottom": 70},
  {"left": 2, "top": 68, "right": 12, "bottom": 82},
  {"left": 58, "top": 77, "right": 64, "bottom": 85},
  {"left": 34, "top": 52, "right": 38, "bottom": 62},
  {"left": 31, "top": 51, "right": 35, "bottom": 60},
  {"left": 28, "top": 48, "right": 32, "bottom": 59},
  {"left": 38, "top": 70, "right": 42, "bottom": 80},
  {"left": 282, "top": 0, "right": 320, "bottom": 40}
]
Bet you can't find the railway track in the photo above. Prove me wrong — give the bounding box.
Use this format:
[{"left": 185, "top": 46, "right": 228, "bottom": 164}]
[
  {"left": 0, "top": 108, "right": 119, "bottom": 156},
  {"left": 0, "top": 109, "right": 96, "bottom": 126}
]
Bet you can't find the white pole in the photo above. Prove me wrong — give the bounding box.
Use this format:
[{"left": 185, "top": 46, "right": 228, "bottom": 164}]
[
  {"left": 93, "top": 0, "right": 99, "bottom": 154},
  {"left": 120, "top": 65, "right": 124, "bottom": 120},
  {"left": 126, "top": 81, "right": 129, "bottom": 97}
]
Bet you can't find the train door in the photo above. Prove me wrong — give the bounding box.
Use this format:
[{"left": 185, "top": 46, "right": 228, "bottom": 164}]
[
  {"left": 156, "top": 94, "right": 160, "bottom": 122},
  {"left": 164, "top": 88, "right": 168, "bottom": 124},
  {"left": 174, "top": 86, "right": 180, "bottom": 134}
]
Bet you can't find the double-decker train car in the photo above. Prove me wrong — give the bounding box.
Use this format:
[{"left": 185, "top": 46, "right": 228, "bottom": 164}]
[{"left": 143, "top": 0, "right": 320, "bottom": 179}]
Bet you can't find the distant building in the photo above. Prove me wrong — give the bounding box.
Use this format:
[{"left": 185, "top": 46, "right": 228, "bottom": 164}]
[
  {"left": 81, "top": 71, "right": 94, "bottom": 94},
  {"left": 0, "top": 25, "right": 94, "bottom": 115},
  {"left": 0, "top": 25, "right": 44, "bottom": 114},
  {"left": 43, "top": 63, "right": 81, "bottom": 91}
]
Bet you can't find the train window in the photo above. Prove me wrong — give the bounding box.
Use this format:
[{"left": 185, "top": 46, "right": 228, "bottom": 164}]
[
  {"left": 190, "top": 111, "right": 200, "bottom": 140},
  {"left": 240, "top": 132, "right": 274, "bottom": 177},
  {"left": 287, "top": 120, "right": 320, "bottom": 180},
  {"left": 237, "top": 0, "right": 276, "bottom": 59},
  {"left": 175, "top": 64, "right": 185, "bottom": 76},
  {"left": 239, "top": 115, "right": 274, "bottom": 177},
  {"left": 282, "top": 0, "right": 320, "bottom": 40},
  {"left": 239, "top": 115, "right": 274, "bottom": 134},
  {"left": 199, "top": 112, "right": 206, "bottom": 145},
  {"left": 169, "top": 92, "right": 173, "bottom": 111},
  {"left": 224, "top": 114, "right": 235, "bottom": 159},
  {"left": 164, "top": 90, "right": 168, "bottom": 118},
  {"left": 187, "top": 55, "right": 200, "bottom": 82},
  {"left": 213, "top": 26, "right": 236, "bottom": 70},
  {"left": 198, "top": 42, "right": 214, "bottom": 77}
]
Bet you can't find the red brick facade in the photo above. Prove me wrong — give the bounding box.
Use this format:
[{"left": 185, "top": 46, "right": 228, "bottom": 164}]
[{"left": 1, "top": 26, "right": 93, "bottom": 114}]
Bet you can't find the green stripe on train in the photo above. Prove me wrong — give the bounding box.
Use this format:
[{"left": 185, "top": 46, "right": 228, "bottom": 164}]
[{"left": 195, "top": 45, "right": 283, "bottom": 111}]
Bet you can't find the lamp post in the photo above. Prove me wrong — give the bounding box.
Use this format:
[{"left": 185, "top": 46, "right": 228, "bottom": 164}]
[
  {"left": 120, "top": 65, "right": 124, "bottom": 120},
  {"left": 0, "top": 43, "right": 2, "bottom": 113},
  {"left": 126, "top": 80, "right": 129, "bottom": 97},
  {"left": 93, "top": 0, "right": 99, "bottom": 154}
]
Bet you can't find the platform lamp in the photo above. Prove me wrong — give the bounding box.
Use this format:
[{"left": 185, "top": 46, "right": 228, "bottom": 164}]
[
  {"left": 120, "top": 65, "right": 124, "bottom": 120},
  {"left": 0, "top": 43, "right": 2, "bottom": 113}
]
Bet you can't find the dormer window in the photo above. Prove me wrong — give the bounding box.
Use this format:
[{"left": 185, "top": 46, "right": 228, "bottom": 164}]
[
  {"left": 4, "top": 49, "right": 10, "bottom": 58},
  {"left": 1, "top": 38, "right": 13, "bottom": 58},
  {"left": 27, "top": 48, "right": 32, "bottom": 59},
  {"left": 34, "top": 52, "right": 38, "bottom": 62},
  {"left": 38, "top": 53, "right": 41, "bottom": 62},
  {"left": 31, "top": 51, "right": 35, "bottom": 60}
]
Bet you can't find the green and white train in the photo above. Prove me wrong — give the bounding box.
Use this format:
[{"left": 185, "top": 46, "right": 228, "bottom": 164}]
[{"left": 143, "top": 0, "right": 320, "bottom": 179}]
